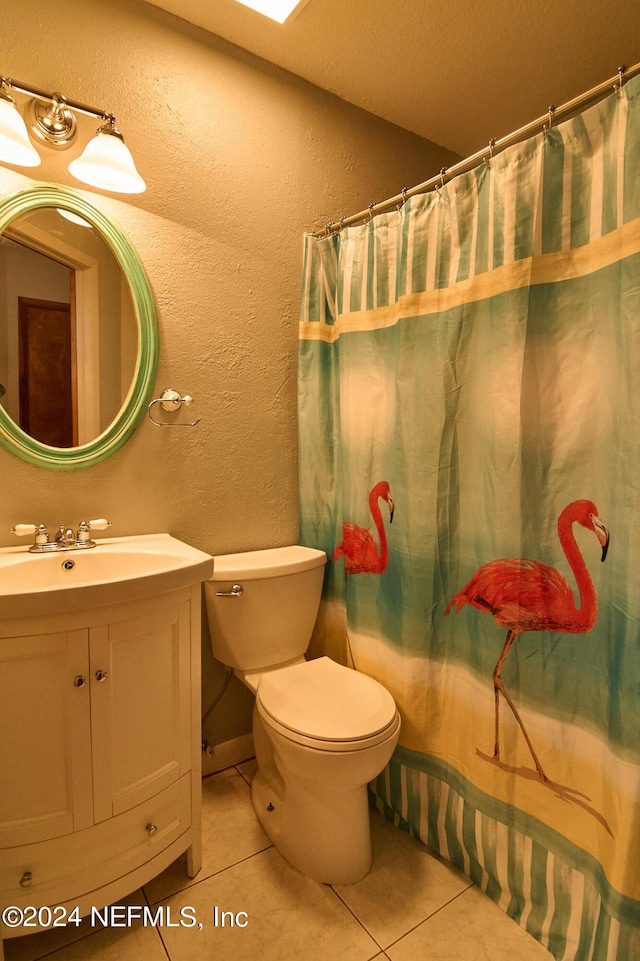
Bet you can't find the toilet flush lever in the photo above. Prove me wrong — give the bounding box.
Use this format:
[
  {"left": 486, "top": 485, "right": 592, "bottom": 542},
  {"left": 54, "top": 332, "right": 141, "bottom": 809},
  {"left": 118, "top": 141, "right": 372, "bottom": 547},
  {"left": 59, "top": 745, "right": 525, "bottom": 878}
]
[{"left": 215, "top": 584, "right": 244, "bottom": 598}]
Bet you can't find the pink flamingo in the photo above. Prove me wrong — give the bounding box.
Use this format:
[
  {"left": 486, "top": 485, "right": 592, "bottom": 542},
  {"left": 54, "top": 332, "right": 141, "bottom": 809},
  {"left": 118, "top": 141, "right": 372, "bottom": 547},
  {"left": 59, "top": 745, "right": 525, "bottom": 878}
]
[
  {"left": 332, "top": 481, "right": 394, "bottom": 575},
  {"left": 446, "top": 500, "right": 610, "bottom": 782}
]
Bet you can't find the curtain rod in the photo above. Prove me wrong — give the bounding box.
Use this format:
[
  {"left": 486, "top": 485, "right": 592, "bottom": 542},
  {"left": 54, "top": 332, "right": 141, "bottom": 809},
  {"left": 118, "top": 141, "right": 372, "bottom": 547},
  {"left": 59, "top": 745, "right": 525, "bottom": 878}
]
[{"left": 312, "top": 61, "right": 640, "bottom": 238}]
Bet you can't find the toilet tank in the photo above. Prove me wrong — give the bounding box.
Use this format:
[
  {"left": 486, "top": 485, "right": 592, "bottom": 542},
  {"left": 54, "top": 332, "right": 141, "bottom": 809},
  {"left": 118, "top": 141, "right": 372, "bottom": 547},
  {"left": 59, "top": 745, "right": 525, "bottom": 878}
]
[{"left": 205, "top": 546, "right": 327, "bottom": 671}]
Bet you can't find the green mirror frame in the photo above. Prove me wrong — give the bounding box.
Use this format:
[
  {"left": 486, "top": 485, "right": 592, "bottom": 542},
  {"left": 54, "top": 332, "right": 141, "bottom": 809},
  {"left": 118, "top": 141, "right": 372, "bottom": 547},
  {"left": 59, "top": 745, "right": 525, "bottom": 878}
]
[{"left": 0, "top": 183, "right": 158, "bottom": 470}]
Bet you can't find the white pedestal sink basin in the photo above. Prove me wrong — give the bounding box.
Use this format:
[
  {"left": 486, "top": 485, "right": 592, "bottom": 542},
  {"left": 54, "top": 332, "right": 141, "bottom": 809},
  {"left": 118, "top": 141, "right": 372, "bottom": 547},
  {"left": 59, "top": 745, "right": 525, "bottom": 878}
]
[{"left": 0, "top": 533, "right": 213, "bottom": 619}]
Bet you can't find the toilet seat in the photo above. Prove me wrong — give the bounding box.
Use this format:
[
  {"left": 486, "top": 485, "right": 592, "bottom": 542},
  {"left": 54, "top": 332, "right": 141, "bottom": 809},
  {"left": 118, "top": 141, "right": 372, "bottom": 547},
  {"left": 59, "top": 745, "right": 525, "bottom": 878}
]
[{"left": 256, "top": 656, "right": 399, "bottom": 752}]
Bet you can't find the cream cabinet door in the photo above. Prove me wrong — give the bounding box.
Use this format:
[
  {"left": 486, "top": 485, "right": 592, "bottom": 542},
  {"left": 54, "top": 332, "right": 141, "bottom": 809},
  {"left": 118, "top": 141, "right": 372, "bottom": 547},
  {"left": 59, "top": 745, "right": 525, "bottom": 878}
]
[
  {"left": 89, "top": 600, "right": 192, "bottom": 823},
  {"left": 0, "top": 629, "right": 93, "bottom": 847}
]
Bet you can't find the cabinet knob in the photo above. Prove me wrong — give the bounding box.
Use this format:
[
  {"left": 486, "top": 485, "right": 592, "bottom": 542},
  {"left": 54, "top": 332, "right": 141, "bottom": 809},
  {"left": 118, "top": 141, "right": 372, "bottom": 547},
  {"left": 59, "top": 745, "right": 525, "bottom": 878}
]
[
  {"left": 19, "top": 871, "right": 32, "bottom": 888},
  {"left": 95, "top": 670, "right": 109, "bottom": 682},
  {"left": 73, "top": 675, "right": 87, "bottom": 688},
  {"left": 146, "top": 822, "right": 158, "bottom": 837}
]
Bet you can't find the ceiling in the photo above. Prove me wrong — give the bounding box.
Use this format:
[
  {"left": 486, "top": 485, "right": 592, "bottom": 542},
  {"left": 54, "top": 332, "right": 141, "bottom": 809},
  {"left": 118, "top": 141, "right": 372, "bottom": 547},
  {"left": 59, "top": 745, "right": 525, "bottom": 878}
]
[{"left": 144, "top": 0, "right": 639, "bottom": 160}]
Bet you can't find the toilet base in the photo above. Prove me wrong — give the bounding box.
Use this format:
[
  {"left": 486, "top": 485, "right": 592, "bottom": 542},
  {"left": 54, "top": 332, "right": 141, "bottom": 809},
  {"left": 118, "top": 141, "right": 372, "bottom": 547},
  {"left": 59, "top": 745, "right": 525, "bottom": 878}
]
[
  {"left": 250, "top": 707, "right": 400, "bottom": 885},
  {"left": 251, "top": 766, "right": 373, "bottom": 885}
]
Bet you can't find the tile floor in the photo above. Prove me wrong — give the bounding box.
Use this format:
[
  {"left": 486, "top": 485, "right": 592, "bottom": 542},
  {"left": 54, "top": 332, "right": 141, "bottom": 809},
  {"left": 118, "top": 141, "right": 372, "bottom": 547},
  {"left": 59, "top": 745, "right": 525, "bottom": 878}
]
[{"left": 4, "top": 761, "right": 551, "bottom": 961}]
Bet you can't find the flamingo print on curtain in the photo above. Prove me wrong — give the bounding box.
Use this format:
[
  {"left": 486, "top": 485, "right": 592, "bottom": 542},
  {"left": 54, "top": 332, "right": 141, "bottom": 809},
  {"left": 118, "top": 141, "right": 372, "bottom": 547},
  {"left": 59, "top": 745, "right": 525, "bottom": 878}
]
[
  {"left": 298, "top": 74, "right": 640, "bottom": 961},
  {"left": 332, "top": 481, "right": 395, "bottom": 575},
  {"left": 446, "top": 499, "right": 611, "bottom": 784}
]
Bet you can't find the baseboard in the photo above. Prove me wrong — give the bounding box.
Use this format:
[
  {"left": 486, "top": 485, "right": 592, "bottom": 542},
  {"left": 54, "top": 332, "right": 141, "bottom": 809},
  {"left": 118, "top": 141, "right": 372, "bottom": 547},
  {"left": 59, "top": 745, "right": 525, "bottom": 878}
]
[{"left": 202, "top": 733, "right": 255, "bottom": 777}]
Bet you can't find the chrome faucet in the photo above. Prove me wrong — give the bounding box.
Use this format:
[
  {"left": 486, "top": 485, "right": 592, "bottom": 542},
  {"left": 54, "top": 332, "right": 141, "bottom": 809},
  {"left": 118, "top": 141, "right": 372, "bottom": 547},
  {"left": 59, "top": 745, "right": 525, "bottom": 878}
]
[
  {"left": 10, "top": 519, "right": 112, "bottom": 553},
  {"left": 54, "top": 523, "right": 77, "bottom": 548}
]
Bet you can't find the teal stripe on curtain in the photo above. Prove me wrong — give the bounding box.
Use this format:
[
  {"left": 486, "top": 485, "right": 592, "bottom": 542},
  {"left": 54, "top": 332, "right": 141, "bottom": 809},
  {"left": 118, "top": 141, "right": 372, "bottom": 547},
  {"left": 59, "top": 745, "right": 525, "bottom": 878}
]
[
  {"left": 371, "top": 749, "right": 637, "bottom": 959},
  {"left": 299, "top": 74, "right": 640, "bottom": 961},
  {"left": 541, "top": 130, "right": 565, "bottom": 253}
]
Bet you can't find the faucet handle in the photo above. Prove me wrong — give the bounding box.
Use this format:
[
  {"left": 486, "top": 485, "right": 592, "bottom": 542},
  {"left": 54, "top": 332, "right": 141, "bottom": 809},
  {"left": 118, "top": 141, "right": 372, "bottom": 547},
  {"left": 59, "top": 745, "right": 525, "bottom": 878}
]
[
  {"left": 10, "top": 524, "right": 38, "bottom": 536},
  {"left": 11, "top": 524, "right": 49, "bottom": 546},
  {"left": 76, "top": 519, "right": 112, "bottom": 546},
  {"left": 87, "top": 519, "right": 112, "bottom": 531}
]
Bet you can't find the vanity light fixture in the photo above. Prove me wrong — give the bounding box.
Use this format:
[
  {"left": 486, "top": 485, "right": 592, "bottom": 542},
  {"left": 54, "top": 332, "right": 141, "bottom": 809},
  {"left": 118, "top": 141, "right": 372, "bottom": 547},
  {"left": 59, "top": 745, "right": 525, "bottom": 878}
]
[{"left": 0, "top": 77, "right": 145, "bottom": 194}]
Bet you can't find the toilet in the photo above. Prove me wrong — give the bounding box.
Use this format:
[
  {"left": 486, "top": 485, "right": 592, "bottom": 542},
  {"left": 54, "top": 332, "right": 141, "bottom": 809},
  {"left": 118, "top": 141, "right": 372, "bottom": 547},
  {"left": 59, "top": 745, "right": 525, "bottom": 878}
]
[{"left": 205, "top": 545, "right": 400, "bottom": 884}]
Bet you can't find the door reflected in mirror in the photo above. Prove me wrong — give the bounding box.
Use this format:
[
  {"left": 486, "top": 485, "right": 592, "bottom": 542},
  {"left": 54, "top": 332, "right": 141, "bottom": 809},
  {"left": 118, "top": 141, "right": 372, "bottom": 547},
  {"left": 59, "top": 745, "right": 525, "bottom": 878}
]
[{"left": 0, "top": 206, "right": 137, "bottom": 447}]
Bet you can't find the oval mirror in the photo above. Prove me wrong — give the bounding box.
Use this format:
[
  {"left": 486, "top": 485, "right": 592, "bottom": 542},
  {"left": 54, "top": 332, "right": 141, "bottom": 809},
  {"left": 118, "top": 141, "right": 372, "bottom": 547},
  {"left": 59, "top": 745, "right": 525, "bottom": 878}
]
[{"left": 0, "top": 183, "right": 158, "bottom": 469}]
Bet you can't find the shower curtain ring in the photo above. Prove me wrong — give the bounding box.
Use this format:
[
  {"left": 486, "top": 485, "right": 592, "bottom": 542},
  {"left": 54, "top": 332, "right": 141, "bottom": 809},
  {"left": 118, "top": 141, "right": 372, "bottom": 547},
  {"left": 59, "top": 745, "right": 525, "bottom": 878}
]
[
  {"left": 396, "top": 186, "right": 408, "bottom": 210},
  {"left": 324, "top": 222, "right": 335, "bottom": 236},
  {"left": 545, "top": 105, "right": 556, "bottom": 140},
  {"left": 368, "top": 202, "right": 377, "bottom": 221},
  {"left": 484, "top": 139, "right": 496, "bottom": 166},
  {"left": 616, "top": 64, "right": 626, "bottom": 96}
]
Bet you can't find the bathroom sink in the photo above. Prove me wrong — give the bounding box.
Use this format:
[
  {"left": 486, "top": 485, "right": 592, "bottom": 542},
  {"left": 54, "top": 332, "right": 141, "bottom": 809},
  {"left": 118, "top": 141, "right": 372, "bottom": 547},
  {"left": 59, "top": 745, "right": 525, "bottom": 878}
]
[{"left": 0, "top": 533, "right": 213, "bottom": 620}]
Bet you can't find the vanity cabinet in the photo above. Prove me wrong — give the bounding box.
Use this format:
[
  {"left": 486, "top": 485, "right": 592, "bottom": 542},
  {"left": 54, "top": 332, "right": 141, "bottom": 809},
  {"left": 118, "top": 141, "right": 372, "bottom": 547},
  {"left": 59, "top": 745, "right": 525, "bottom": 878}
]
[{"left": 0, "top": 584, "right": 203, "bottom": 957}]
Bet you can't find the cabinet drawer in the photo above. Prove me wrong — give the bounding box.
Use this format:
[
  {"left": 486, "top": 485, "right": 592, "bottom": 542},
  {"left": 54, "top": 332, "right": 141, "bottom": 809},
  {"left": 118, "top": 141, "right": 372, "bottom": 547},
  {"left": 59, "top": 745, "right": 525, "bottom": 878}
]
[{"left": 0, "top": 774, "right": 191, "bottom": 907}]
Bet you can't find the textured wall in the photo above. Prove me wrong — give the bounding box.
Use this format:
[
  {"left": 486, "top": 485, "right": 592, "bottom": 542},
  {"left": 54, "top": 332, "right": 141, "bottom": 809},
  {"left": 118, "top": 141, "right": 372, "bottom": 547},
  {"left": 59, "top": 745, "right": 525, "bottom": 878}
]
[{"left": 1, "top": 0, "right": 458, "bottom": 745}]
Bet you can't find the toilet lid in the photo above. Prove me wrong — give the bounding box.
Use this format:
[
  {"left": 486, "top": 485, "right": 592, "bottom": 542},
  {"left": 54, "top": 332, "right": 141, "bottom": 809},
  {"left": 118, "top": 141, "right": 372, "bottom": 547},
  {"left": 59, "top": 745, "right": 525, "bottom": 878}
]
[{"left": 256, "top": 656, "right": 397, "bottom": 742}]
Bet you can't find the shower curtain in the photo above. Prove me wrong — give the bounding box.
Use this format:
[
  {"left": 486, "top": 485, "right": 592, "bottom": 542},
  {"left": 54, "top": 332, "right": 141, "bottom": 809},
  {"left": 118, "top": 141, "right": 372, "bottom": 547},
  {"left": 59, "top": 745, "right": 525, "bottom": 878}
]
[{"left": 298, "top": 75, "right": 640, "bottom": 961}]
